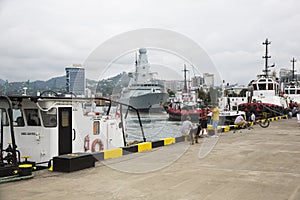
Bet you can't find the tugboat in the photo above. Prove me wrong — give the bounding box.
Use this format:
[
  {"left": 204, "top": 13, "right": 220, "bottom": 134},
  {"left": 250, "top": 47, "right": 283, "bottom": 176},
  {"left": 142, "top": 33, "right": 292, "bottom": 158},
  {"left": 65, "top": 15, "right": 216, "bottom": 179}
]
[
  {"left": 0, "top": 94, "right": 145, "bottom": 171},
  {"left": 165, "top": 90, "right": 202, "bottom": 122},
  {"left": 238, "top": 39, "right": 288, "bottom": 118},
  {"left": 164, "top": 65, "right": 204, "bottom": 122},
  {"left": 283, "top": 58, "right": 300, "bottom": 103},
  {"left": 216, "top": 83, "right": 248, "bottom": 125}
]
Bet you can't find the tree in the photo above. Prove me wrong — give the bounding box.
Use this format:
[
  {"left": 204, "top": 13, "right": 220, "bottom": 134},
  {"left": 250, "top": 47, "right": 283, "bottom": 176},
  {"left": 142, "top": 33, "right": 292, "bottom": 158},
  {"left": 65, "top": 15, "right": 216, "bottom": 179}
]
[
  {"left": 197, "top": 88, "right": 207, "bottom": 102},
  {"left": 167, "top": 89, "right": 175, "bottom": 97}
]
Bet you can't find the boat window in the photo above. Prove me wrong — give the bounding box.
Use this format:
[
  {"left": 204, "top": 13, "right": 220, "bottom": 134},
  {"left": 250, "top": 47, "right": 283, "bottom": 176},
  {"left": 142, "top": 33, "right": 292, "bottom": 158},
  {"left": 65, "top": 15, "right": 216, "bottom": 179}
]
[
  {"left": 297, "top": 89, "right": 300, "bottom": 94},
  {"left": 285, "top": 90, "right": 288, "bottom": 94},
  {"left": 24, "top": 109, "right": 41, "bottom": 126},
  {"left": 258, "top": 84, "right": 266, "bottom": 90},
  {"left": 13, "top": 108, "right": 25, "bottom": 127},
  {"left": 0, "top": 108, "right": 9, "bottom": 126},
  {"left": 253, "top": 84, "right": 257, "bottom": 90},
  {"left": 93, "top": 121, "right": 100, "bottom": 135},
  {"left": 290, "top": 90, "right": 296, "bottom": 94},
  {"left": 61, "top": 111, "right": 70, "bottom": 127},
  {"left": 41, "top": 108, "right": 57, "bottom": 128},
  {"left": 268, "top": 83, "right": 273, "bottom": 90}
]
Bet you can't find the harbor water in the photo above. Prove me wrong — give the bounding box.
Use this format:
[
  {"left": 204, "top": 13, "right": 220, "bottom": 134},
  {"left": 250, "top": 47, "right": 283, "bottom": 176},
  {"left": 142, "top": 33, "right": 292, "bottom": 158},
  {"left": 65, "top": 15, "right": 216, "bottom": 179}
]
[{"left": 125, "top": 112, "right": 183, "bottom": 142}]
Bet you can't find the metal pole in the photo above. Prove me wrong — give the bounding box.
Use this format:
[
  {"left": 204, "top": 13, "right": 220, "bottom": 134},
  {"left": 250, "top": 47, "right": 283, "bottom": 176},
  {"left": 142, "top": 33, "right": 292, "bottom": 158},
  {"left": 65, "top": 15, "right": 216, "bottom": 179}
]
[
  {"left": 262, "top": 39, "right": 271, "bottom": 77},
  {"left": 291, "top": 58, "right": 297, "bottom": 81},
  {"left": 0, "top": 96, "right": 18, "bottom": 166},
  {"left": 133, "top": 107, "right": 146, "bottom": 142},
  {"left": 119, "top": 105, "right": 127, "bottom": 147}
]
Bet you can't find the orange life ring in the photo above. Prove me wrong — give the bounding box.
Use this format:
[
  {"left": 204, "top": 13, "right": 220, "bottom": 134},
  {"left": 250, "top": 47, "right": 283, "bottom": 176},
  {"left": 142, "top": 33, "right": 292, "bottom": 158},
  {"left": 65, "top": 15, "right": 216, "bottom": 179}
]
[{"left": 91, "top": 139, "right": 104, "bottom": 152}]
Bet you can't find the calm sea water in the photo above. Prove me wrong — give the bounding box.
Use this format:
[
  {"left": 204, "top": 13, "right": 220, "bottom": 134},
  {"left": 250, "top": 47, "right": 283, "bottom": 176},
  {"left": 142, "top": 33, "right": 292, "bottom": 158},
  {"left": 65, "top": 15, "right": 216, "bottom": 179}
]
[{"left": 125, "top": 112, "right": 184, "bottom": 142}]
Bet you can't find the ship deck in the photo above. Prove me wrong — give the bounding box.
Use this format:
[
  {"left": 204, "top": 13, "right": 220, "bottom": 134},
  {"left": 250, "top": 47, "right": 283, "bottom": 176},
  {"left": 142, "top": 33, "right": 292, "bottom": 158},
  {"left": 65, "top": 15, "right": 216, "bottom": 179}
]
[{"left": 1, "top": 118, "right": 300, "bottom": 200}]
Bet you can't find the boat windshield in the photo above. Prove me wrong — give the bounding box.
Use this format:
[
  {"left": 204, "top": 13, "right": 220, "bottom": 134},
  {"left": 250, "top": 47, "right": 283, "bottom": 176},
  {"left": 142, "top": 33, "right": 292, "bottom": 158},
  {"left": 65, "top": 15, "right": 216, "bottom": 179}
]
[{"left": 41, "top": 108, "right": 57, "bottom": 127}]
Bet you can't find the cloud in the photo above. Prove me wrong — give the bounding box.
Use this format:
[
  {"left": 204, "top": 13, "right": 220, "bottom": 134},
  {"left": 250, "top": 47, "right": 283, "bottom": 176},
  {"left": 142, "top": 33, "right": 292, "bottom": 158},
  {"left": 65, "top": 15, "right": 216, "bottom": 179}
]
[{"left": 0, "top": 0, "right": 299, "bottom": 84}]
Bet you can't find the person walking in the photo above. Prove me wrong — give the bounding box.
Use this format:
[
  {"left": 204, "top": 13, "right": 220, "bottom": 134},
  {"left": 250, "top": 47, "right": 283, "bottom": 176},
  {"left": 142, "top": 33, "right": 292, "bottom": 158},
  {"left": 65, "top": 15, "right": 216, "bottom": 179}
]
[
  {"left": 181, "top": 116, "right": 194, "bottom": 144},
  {"left": 194, "top": 107, "right": 208, "bottom": 143},
  {"left": 212, "top": 104, "right": 219, "bottom": 137},
  {"left": 195, "top": 115, "right": 202, "bottom": 143}
]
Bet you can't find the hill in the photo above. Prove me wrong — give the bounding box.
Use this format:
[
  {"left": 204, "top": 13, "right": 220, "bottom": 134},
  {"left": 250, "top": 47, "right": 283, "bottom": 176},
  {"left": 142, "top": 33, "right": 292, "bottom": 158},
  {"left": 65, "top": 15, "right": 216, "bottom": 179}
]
[{"left": 0, "top": 73, "right": 129, "bottom": 96}]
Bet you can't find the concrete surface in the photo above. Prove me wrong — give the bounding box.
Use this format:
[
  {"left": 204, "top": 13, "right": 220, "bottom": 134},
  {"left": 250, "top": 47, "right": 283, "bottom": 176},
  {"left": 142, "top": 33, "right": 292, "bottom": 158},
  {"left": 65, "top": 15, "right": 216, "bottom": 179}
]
[{"left": 1, "top": 118, "right": 300, "bottom": 200}]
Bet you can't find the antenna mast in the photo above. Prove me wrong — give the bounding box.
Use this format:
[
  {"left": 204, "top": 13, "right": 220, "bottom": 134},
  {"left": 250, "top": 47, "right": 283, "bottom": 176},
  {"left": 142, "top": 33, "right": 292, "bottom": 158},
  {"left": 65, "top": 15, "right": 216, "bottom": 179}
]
[
  {"left": 262, "top": 38, "right": 271, "bottom": 77},
  {"left": 182, "top": 64, "right": 189, "bottom": 93},
  {"left": 290, "top": 57, "right": 296, "bottom": 81}
]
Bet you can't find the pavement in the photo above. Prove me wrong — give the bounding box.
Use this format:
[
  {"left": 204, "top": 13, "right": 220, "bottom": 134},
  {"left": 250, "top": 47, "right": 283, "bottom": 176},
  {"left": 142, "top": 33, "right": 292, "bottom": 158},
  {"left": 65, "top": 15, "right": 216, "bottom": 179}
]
[{"left": 1, "top": 118, "right": 300, "bottom": 200}]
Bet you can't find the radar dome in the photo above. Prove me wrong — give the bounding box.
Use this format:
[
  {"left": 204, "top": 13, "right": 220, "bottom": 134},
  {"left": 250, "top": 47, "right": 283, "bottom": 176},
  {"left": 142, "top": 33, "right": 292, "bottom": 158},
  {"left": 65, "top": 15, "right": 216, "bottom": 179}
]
[{"left": 139, "top": 48, "right": 147, "bottom": 54}]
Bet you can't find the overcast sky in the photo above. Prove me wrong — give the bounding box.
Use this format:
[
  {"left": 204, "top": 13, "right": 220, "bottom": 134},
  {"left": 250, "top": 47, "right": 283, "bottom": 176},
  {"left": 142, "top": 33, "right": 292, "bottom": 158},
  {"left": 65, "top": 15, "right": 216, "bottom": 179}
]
[{"left": 0, "top": 0, "right": 299, "bottom": 85}]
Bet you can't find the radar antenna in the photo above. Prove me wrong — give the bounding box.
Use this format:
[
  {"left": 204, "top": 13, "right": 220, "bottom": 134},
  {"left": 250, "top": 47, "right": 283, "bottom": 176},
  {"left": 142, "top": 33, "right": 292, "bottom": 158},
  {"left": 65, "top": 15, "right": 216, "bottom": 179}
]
[{"left": 262, "top": 38, "right": 275, "bottom": 77}]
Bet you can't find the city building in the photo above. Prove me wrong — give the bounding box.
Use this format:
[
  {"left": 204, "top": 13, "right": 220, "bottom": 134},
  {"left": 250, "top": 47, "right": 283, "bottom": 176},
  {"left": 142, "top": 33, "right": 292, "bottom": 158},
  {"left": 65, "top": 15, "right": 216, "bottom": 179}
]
[
  {"left": 203, "top": 73, "right": 214, "bottom": 87},
  {"left": 65, "top": 64, "right": 86, "bottom": 96},
  {"left": 279, "top": 68, "right": 299, "bottom": 83},
  {"left": 165, "top": 80, "right": 185, "bottom": 92},
  {"left": 191, "top": 75, "right": 204, "bottom": 87}
]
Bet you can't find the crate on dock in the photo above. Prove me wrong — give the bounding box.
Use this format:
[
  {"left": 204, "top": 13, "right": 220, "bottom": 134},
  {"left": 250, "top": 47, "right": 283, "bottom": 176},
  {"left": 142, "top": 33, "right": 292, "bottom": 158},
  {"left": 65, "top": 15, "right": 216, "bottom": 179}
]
[{"left": 53, "top": 153, "right": 95, "bottom": 172}]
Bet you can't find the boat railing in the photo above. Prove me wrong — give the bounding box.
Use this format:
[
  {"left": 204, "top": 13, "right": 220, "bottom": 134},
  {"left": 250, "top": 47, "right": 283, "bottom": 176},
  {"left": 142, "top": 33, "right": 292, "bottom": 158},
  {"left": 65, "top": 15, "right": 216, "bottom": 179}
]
[{"left": 0, "top": 95, "right": 19, "bottom": 172}]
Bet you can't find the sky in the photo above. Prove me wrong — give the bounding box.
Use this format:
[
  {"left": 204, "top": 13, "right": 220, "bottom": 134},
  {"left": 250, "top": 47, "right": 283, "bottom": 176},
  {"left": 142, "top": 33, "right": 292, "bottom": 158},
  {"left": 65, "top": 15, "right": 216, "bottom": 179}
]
[{"left": 0, "top": 0, "right": 299, "bottom": 85}]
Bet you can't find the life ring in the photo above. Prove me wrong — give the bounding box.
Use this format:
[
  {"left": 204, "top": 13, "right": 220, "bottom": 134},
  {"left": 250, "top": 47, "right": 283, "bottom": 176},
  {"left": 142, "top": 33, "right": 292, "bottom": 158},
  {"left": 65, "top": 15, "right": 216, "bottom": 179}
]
[{"left": 91, "top": 139, "right": 104, "bottom": 152}]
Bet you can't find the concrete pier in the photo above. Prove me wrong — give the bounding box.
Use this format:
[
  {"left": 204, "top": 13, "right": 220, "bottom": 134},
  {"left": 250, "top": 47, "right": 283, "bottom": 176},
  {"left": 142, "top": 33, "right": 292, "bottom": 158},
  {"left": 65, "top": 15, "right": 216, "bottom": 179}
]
[{"left": 1, "top": 118, "right": 300, "bottom": 200}]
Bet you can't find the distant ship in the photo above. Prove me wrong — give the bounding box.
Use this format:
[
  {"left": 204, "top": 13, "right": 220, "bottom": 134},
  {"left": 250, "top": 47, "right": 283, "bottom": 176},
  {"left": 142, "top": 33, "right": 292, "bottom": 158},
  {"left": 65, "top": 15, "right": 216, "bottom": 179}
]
[
  {"left": 119, "top": 48, "right": 168, "bottom": 112},
  {"left": 282, "top": 58, "right": 300, "bottom": 103}
]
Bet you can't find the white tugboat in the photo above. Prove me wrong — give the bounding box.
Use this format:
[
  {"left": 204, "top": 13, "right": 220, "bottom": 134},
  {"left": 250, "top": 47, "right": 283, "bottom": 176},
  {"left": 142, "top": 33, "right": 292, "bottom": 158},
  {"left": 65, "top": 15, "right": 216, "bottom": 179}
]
[
  {"left": 238, "top": 39, "right": 288, "bottom": 118},
  {"left": 0, "top": 94, "right": 145, "bottom": 174},
  {"left": 283, "top": 58, "right": 300, "bottom": 103}
]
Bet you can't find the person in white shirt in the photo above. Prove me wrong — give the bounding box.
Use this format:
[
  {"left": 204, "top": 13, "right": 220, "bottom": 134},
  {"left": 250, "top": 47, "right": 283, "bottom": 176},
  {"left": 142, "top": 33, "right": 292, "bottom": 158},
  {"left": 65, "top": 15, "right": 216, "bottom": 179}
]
[
  {"left": 181, "top": 116, "right": 194, "bottom": 145},
  {"left": 296, "top": 103, "right": 300, "bottom": 126},
  {"left": 234, "top": 115, "right": 247, "bottom": 129},
  {"left": 250, "top": 112, "right": 256, "bottom": 123}
]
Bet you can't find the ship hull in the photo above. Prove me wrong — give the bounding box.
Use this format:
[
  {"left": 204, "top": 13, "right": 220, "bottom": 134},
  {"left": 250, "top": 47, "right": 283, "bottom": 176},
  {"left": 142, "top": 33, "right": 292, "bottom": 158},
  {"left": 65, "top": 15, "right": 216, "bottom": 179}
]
[{"left": 121, "top": 92, "right": 168, "bottom": 112}]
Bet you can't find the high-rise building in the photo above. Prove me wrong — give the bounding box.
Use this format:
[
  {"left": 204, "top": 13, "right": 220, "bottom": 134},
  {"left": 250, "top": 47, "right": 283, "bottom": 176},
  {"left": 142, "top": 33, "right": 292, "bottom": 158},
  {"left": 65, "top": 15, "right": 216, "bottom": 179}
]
[
  {"left": 165, "top": 80, "right": 185, "bottom": 91},
  {"left": 65, "top": 64, "right": 85, "bottom": 96},
  {"left": 203, "top": 73, "right": 214, "bottom": 87},
  {"left": 191, "top": 75, "right": 204, "bottom": 87}
]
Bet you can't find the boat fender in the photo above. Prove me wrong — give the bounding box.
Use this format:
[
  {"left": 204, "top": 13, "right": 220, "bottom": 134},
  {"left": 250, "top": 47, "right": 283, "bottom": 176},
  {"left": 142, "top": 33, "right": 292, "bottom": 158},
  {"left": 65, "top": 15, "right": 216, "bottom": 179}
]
[{"left": 91, "top": 139, "right": 104, "bottom": 152}]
